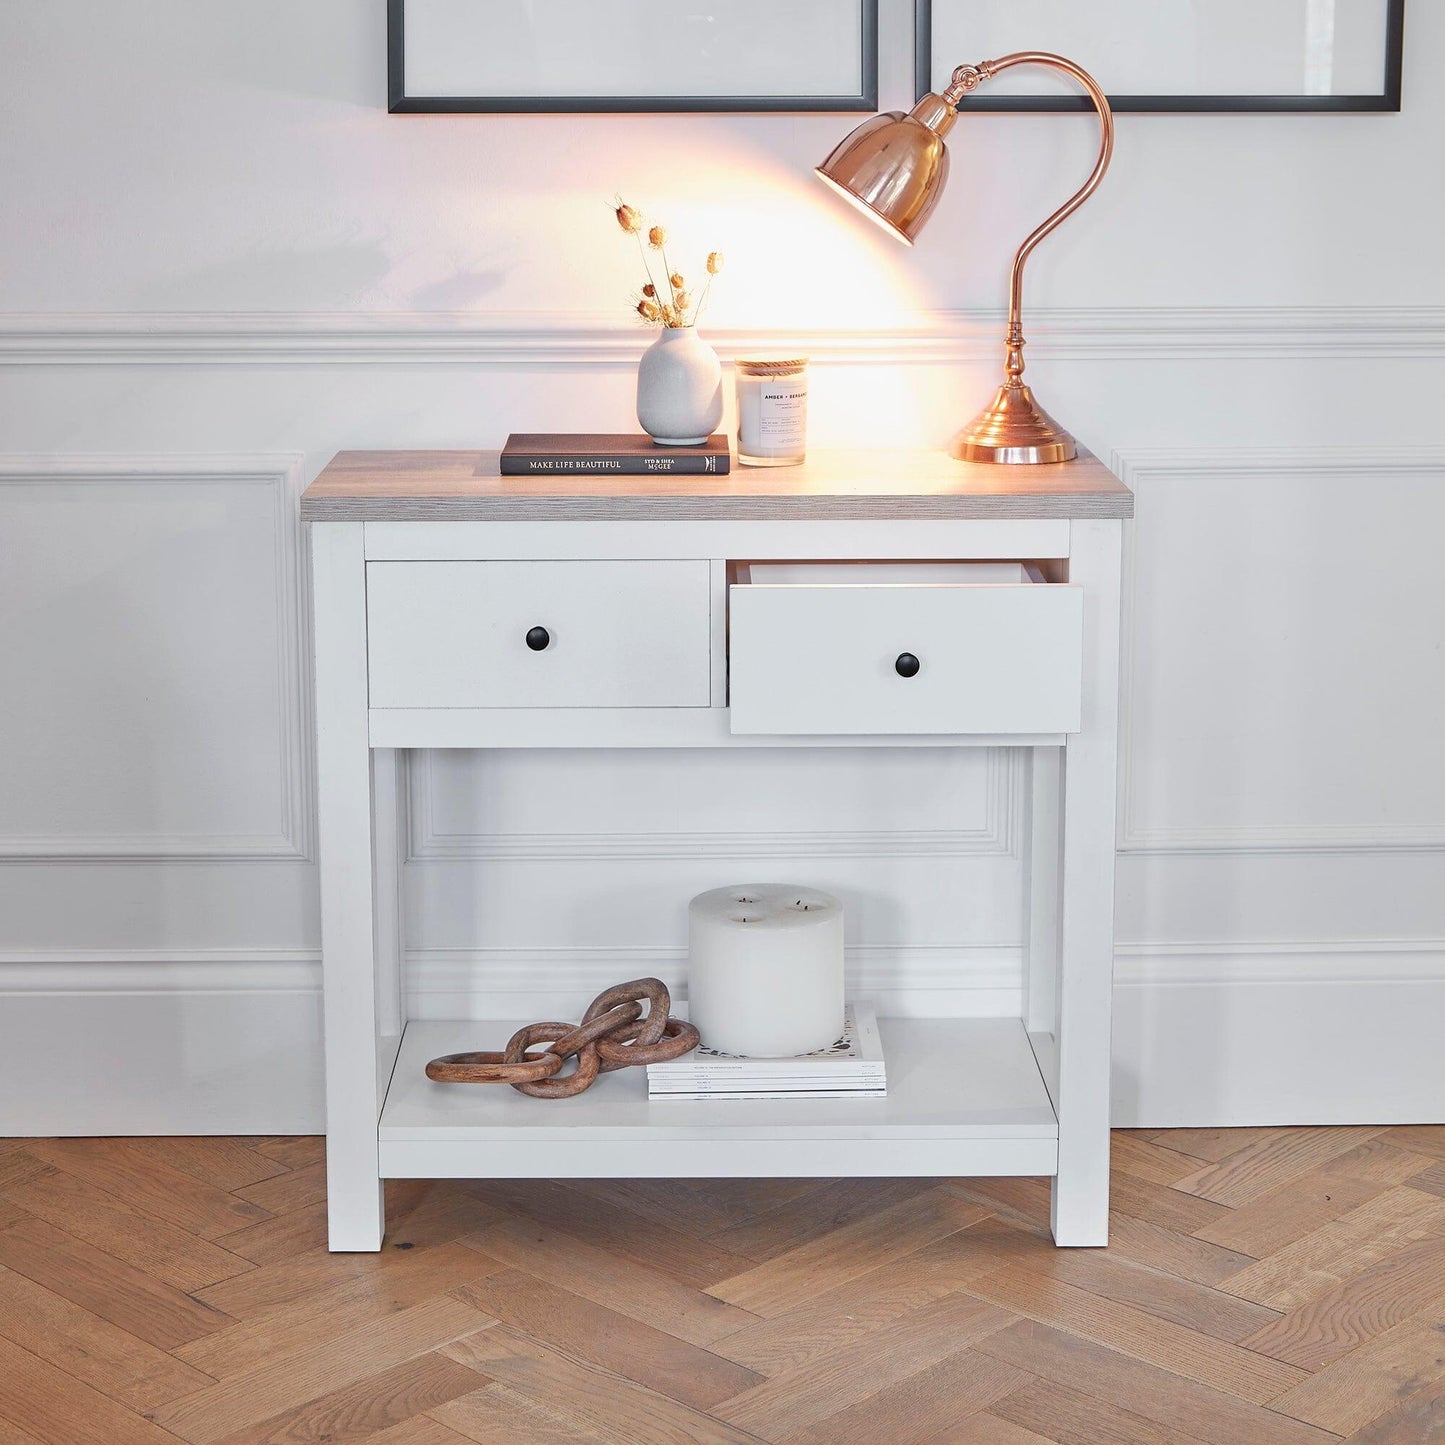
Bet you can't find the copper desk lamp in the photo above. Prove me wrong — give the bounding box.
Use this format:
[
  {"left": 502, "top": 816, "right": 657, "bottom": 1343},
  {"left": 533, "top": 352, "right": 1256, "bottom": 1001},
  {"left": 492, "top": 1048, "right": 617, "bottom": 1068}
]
[{"left": 817, "top": 54, "right": 1114, "bottom": 465}]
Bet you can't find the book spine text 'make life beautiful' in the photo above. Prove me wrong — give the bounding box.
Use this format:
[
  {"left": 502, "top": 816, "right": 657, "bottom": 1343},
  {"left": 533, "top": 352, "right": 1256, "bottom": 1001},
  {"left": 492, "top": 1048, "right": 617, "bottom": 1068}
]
[
  {"left": 500, "top": 453, "right": 729, "bottom": 476},
  {"left": 500, "top": 433, "right": 731, "bottom": 476}
]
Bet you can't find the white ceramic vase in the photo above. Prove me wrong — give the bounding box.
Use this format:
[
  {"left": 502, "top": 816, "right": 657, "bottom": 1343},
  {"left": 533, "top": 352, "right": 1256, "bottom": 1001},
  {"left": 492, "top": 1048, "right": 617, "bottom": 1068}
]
[{"left": 636, "top": 326, "right": 723, "bottom": 445}]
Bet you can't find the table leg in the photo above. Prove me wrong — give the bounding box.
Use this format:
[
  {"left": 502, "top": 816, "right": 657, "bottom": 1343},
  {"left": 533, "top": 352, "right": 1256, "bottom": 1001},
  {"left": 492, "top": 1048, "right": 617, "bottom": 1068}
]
[
  {"left": 312, "top": 521, "right": 386, "bottom": 1251},
  {"left": 1050, "top": 518, "right": 1123, "bottom": 1247},
  {"left": 372, "top": 747, "right": 405, "bottom": 1045},
  {"left": 1023, "top": 746, "right": 1062, "bottom": 1039}
]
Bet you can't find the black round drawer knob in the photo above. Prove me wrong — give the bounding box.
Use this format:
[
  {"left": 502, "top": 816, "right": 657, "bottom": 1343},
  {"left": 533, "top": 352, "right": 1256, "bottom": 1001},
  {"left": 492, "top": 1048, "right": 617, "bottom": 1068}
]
[
  {"left": 895, "top": 652, "right": 921, "bottom": 678},
  {"left": 525, "top": 626, "right": 551, "bottom": 652}
]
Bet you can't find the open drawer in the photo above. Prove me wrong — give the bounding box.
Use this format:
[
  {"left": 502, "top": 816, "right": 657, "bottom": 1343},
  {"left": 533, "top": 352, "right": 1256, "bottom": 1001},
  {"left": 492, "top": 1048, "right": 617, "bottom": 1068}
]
[{"left": 728, "top": 561, "right": 1082, "bottom": 736}]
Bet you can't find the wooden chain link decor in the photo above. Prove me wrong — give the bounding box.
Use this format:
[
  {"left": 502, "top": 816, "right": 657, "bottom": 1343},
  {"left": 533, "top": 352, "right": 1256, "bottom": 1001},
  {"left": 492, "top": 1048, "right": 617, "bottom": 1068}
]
[{"left": 424, "top": 977, "right": 700, "bottom": 1098}]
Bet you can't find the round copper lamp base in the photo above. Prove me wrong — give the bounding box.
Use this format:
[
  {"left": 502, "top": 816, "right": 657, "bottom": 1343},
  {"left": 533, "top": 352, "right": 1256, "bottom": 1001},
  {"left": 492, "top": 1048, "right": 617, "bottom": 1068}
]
[{"left": 949, "top": 381, "right": 1078, "bottom": 466}]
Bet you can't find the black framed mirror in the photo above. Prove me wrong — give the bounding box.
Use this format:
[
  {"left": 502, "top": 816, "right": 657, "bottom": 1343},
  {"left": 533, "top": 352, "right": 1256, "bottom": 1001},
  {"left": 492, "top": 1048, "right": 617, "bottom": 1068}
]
[
  {"left": 915, "top": 0, "right": 1404, "bottom": 113},
  {"left": 390, "top": 0, "right": 879, "bottom": 113}
]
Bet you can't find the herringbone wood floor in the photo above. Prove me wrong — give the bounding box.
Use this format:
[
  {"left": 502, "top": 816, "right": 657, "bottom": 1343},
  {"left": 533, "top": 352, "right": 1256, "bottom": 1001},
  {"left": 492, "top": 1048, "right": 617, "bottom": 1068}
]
[{"left": 1, "top": 1130, "right": 1444, "bottom": 1442}]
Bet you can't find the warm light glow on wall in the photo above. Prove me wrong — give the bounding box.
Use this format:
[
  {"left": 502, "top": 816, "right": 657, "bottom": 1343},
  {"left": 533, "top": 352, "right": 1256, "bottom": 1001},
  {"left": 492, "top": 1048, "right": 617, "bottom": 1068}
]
[
  {"left": 703, "top": 166, "right": 925, "bottom": 329},
  {"left": 493, "top": 139, "right": 931, "bottom": 331},
  {"left": 434, "top": 129, "right": 946, "bottom": 443}
]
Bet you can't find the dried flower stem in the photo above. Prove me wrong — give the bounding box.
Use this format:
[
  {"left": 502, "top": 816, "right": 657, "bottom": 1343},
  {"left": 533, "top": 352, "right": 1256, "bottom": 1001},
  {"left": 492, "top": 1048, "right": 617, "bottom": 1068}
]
[
  {"left": 692, "top": 274, "right": 714, "bottom": 327},
  {"left": 635, "top": 232, "right": 670, "bottom": 318},
  {"left": 614, "top": 200, "right": 722, "bottom": 329},
  {"left": 660, "top": 244, "right": 681, "bottom": 322}
]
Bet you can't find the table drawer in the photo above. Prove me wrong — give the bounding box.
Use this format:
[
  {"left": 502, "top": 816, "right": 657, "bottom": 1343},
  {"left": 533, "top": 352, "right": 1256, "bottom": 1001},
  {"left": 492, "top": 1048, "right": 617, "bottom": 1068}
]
[
  {"left": 367, "top": 560, "right": 711, "bottom": 709},
  {"left": 728, "top": 562, "right": 1082, "bottom": 735}
]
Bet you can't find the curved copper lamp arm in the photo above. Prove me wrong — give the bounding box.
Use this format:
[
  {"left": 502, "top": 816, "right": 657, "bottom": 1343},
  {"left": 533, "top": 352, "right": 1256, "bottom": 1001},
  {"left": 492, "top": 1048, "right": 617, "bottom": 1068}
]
[{"left": 945, "top": 54, "right": 1114, "bottom": 386}]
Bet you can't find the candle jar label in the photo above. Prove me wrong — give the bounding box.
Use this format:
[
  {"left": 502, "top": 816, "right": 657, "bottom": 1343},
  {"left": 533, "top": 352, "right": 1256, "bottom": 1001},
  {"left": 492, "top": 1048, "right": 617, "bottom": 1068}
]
[
  {"left": 736, "top": 359, "right": 809, "bottom": 467},
  {"left": 758, "top": 381, "right": 807, "bottom": 448}
]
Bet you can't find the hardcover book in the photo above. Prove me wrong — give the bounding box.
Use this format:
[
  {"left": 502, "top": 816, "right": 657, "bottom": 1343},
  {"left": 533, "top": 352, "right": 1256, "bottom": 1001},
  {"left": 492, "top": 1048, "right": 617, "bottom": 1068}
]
[
  {"left": 501, "top": 433, "right": 731, "bottom": 476},
  {"left": 647, "top": 1003, "right": 887, "bottom": 1099}
]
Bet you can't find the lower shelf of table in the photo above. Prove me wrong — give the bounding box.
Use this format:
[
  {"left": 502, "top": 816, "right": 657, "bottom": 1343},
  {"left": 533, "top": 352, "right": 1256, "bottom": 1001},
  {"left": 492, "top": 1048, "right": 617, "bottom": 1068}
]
[{"left": 378, "top": 1016, "right": 1059, "bottom": 1180}]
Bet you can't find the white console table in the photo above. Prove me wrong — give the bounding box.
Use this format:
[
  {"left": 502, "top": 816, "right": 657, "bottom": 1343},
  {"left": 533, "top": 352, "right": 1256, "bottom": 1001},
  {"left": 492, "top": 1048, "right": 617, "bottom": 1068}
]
[{"left": 303, "top": 448, "right": 1133, "bottom": 1251}]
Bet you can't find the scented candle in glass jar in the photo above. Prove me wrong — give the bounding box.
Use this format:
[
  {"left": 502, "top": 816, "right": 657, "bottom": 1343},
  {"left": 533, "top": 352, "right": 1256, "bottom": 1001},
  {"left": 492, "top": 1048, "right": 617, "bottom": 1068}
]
[{"left": 735, "top": 358, "right": 809, "bottom": 466}]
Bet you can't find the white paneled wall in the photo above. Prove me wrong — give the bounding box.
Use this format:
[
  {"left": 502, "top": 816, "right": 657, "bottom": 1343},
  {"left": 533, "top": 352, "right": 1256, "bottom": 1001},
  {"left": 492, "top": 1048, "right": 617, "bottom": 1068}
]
[
  {"left": 1116, "top": 450, "right": 1445, "bottom": 856},
  {"left": 0, "top": 456, "right": 310, "bottom": 861},
  {"left": 1, "top": 0, "right": 1442, "bottom": 1131},
  {"left": 403, "top": 747, "right": 1024, "bottom": 1021},
  {"left": 0, "top": 457, "right": 323, "bottom": 1131}
]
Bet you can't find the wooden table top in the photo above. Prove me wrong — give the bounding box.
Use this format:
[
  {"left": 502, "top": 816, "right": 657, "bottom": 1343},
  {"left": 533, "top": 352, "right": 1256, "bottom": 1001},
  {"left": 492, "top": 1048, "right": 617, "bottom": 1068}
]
[{"left": 300, "top": 448, "right": 1133, "bottom": 522}]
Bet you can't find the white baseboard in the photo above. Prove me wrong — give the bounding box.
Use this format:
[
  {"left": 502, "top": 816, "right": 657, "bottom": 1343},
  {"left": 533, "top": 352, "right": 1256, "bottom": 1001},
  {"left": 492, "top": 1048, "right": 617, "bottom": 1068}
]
[
  {"left": 0, "top": 953, "right": 324, "bottom": 1135},
  {"left": 2, "top": 942, "right": 1439, "bottom": 1135},
  {"left": 1112, "top": 941, "right": 1445, "bottom": 1127}
]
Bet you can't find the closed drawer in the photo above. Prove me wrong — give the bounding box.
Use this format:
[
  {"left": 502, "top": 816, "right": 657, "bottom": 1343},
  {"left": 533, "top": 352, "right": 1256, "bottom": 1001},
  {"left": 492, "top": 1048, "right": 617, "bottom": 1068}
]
[
  {"left": 728, "top": 562, "right": 1081, "bottom": 735},
  {"left": 367, "top": 561, "right": 711, "bottom": 709}
]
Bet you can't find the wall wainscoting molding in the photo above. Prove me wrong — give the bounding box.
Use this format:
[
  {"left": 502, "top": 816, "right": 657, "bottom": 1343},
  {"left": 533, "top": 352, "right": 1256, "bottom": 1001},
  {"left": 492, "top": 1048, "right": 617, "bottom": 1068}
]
[
  {"left": 6, "top": 938, "right": 1434, "bottom": 998},
  {"left": 1114, "top": 937, "right": 1445, "bottom": 988},
  {"left": 402, "top": 943, "right": 1024, "bottom": 1021},
  {"left": 1111, "top": 446, "right": 1445, "bottom": 856},
  {"left": 403, "top": 747, "right": 1020, "bottom": 862},
  {"left": 3, "top": 306, "right": 1445, "bottom": 367},
  {"left": 0, "top": 453, "right": 314, "bottom": 863},
  {"left": 0, "top": 948, "right": 321, "bottom": 994}
]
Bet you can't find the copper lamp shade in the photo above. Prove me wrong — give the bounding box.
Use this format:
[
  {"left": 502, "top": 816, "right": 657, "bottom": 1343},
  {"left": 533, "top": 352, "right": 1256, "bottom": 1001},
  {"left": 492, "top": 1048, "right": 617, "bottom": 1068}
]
[
  {"left": 817, "top": 55, "right": 1115, "bottom": 465},
  {"left": 814, "top": 109, "right": 950, "bottom": 246}
]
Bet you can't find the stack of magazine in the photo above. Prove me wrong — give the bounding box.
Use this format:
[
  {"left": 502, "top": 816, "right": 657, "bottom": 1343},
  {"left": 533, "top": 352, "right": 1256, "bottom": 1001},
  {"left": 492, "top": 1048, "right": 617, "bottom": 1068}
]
[{"left": 647, "top": 1003, "right": 886, "bottom": 1100}]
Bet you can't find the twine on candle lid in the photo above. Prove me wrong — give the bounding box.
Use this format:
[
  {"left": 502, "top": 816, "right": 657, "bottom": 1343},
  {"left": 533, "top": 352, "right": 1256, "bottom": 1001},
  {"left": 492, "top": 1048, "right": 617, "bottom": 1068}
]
[{"left": 736, "top": 357, "right": 809, "bottom": 375}]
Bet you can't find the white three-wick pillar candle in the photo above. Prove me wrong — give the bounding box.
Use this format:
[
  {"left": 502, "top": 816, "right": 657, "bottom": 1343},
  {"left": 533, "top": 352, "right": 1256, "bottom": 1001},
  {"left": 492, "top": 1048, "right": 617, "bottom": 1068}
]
[{"left": 687, "top": 885, "right": 845, "bottom": 1057}]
